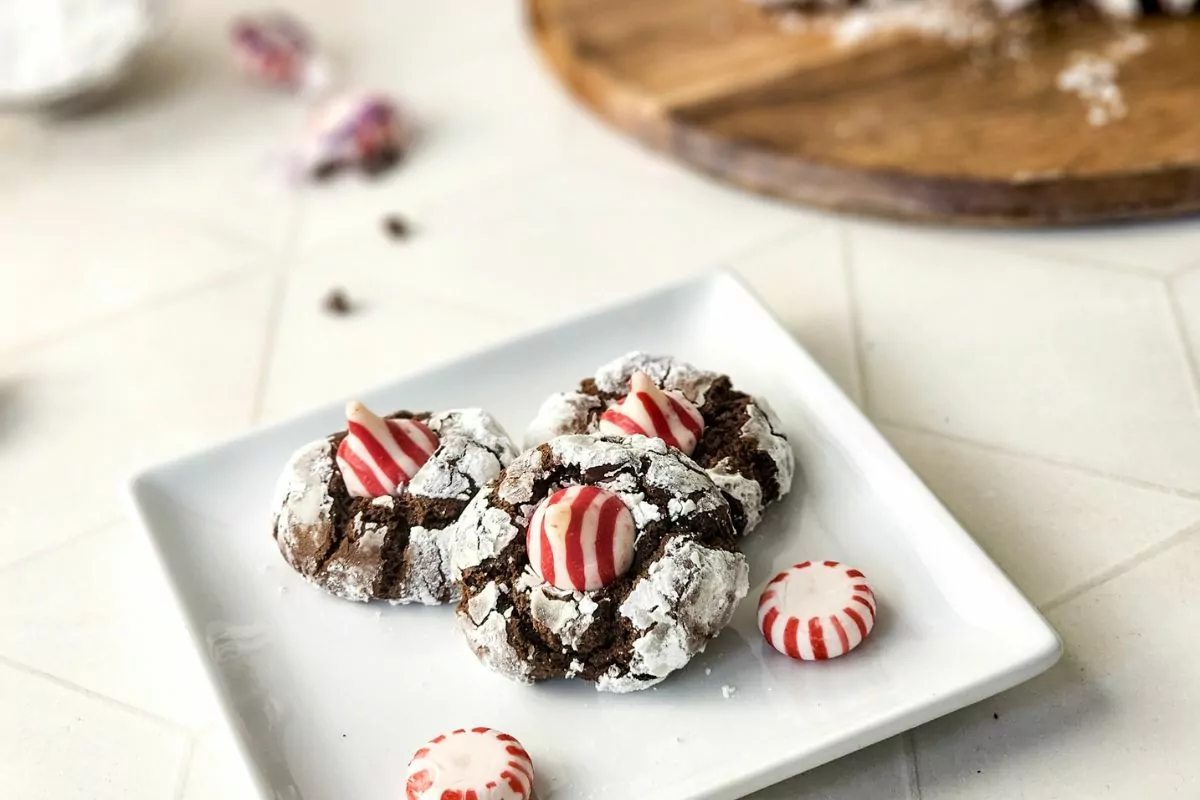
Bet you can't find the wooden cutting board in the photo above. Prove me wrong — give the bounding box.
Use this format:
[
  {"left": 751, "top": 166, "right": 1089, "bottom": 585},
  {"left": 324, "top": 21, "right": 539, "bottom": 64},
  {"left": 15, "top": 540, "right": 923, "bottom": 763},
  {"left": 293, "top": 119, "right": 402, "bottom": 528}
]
[{"left": 527, "top": 0, "right": 1200, "bottom": 225}]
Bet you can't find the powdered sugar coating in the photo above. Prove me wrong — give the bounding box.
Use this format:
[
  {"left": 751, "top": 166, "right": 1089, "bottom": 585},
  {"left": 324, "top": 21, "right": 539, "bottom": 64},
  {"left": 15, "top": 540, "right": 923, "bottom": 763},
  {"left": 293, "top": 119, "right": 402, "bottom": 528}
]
[
  {"left": 707, "top": 468, "right": 764, "bottom": 534},
  {"left": 452, "top": 434, "right": 723, "bottom": 578},
  {"left": 452, "top": 434, "right": 746, "bottom": 692},
  {"left": 525, "top": 393, "right": 602, "bottom": 451},
  {"left": 511, "top": 566, "right": 602, "bottom": 649},
  {"left": 524, "top": 352, "right": 794, "bottom": 534},
  {"left": 273, "top": 408, "right": 517, "bottom": 604},
  {"left": 399, "top": 525, "right": 454, "bottom": 605},
  {"left": 745, "top": 399, "right": 795, "bottom": 496},
  {"left": 319, "top": 507, "right": 390, "bottom": 602},
  {"left": 450, "top": 494, "right": 523, "bottom": 580},
  {"left": 452, "top": 435, "right": 690, "bottom": 577},
  {"left": 409, "top": 408, "right": 520, "bottom": 500},
  {"left": 465, "top": 580, "right": 533, "bottom": 683},
  {"left": 273, "top": 438, "right": 336, "bottom": 577},
  {"left": 601, "top": 538, "right": 749, "bottom": 693},
  {"left": 593, "top": 352, "right": 719, "bottom": 404},
  {"left": 525, "top": 354, "right": 716, "bottom": 448}
]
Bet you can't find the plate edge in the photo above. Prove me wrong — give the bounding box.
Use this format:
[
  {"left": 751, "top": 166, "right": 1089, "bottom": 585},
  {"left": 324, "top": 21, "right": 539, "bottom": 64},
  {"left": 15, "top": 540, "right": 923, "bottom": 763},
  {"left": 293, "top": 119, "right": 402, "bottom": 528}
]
[{"left": 121, "top": 476, "right": 278, "bottom": 800}]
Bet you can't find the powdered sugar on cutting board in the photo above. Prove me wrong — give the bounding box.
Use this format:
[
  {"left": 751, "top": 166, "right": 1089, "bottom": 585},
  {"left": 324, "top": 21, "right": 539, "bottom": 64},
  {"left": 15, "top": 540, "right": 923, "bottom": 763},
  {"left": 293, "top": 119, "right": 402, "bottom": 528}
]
[
  {"left": 1056, "top": 30, "right": 1147, "bottom": 126},
  {"left": 758, "top": 0, "right": 1000, "bottom": 47},
  {"left": 763, "top": 0, "right": 1153, "bottom": 129},
  {"left": 833, "top": 0, "right": 997, "bottom": 47}
]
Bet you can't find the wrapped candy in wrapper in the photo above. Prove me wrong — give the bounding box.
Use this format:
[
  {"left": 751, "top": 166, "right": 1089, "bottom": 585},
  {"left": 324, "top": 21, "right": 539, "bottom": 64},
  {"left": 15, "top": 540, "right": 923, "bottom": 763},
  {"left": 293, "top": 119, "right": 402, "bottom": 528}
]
[
  {"left": 230, "top": 11, "right": 330, "bottom": 92},
  {"left": 230, "top": 12, "right": 412, "bottom": 181},
  {"left": 301, "top": 92, "right": 413, "bottom": 179}
]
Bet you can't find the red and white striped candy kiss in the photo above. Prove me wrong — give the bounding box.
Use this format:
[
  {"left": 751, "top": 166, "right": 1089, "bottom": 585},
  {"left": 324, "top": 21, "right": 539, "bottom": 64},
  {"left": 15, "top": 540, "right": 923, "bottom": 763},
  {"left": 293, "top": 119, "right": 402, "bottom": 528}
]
[
  {"left": 405, "top": 727, "right": 534, "bottom": 800},
  {"left": 758, "top": 561, "right": 877, "bottom": 661},
  {"left": 527, "top": 486, "right": 635, "bottom": 592},
  {"left": 335, "top": 401, "right": 439, "bottom": 498},
  {"left": 598, "top": 371, "right": 705, "bottom": 455}
]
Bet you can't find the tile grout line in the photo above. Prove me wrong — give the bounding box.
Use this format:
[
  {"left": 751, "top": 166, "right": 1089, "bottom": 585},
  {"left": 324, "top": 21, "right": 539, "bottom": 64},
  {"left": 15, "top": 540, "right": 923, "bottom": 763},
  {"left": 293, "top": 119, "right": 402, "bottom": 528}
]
[
  {"left": 247, "top": 270, "right": 290, "bottom": 425},
  {"left": 716, "top": 218, "right": 832, "bottom": 272},
  {"left": 0, "top": 518, "right": 124, "bottom": 578},
  {"left": 172, "top": 733, "right": 198, "bottom": 800},
  {"left": 879, "top": 418, "right": 1200, "bottom": 501},
  {"left": 991, "top": 241, "right": 1184, "bottom": 281},
  {"left": 1162, "top": 281, "right": 1200, "bottom": 416},
  {"left": 902, "top": 731, "right": 923, "bottom": 800},
  {"left": 0, "top": 266, "right": 269, "bottom": 363},
  {"left": 155, "top": 207, "right": 284, "bottom": 263},
  {"left": 248, "top": 200, "right": 306, "bottom": 424},
  {"left": 1169, "top": 261, "right": 1200, "bottom": 282},
  {"left": 1041, "top": 518, "right": 1200, "bottom": 613},
  {"left": 873, "top": 224, "right": 1191, "bottom": 281},
  {"left": 0, "top": 653, "right": 193, "bottom": 735},
  {"left": 840, "top": 223, "right": 872, "bottom": 414}
]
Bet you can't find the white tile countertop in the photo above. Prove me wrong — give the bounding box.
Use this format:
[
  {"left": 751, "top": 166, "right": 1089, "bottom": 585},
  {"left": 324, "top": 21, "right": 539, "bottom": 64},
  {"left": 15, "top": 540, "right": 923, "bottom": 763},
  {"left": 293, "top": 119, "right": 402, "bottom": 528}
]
[{"left": 2, "top": 1, "right": 1200, "bottom": 798}]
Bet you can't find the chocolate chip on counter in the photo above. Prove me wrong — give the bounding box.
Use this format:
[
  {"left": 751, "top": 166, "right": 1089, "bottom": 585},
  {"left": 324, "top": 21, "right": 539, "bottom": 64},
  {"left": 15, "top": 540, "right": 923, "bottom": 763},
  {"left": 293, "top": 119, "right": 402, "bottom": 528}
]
[
  {"left": 323, "top": 288, "right": 353, "bottom": 315},
  {"left": 382, "top": 214, "right": 410, "bottom": 240},
  {"left": 311, "top": 161, "right": 342, "bottom": 182}
]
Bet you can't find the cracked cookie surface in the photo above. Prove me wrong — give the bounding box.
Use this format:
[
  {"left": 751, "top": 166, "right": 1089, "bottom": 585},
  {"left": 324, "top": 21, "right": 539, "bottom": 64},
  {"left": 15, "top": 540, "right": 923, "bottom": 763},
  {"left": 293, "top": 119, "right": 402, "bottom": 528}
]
[
  {"left": 450, "top": 434, "right": 749, "bottom": 693},
  {"left": 273, "top": 408, "right": 519, "bottom": 604},
  {"left": 525, "top": 352, "right": 795, "bottom": 534}
]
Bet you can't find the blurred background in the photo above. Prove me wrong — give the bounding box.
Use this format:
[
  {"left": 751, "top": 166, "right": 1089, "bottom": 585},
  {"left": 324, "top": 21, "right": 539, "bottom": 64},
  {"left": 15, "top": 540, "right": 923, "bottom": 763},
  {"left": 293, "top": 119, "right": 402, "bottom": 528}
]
[{"left": 2, "top": 0, "right": 1200, "bottom": 798}]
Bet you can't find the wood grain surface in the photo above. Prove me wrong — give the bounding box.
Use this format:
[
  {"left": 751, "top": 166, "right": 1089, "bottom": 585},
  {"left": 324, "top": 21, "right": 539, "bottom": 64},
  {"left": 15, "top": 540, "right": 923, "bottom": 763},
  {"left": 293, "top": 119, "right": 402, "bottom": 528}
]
[{"left": 528, "top": 0, "right": 1200, "bottom": 225}]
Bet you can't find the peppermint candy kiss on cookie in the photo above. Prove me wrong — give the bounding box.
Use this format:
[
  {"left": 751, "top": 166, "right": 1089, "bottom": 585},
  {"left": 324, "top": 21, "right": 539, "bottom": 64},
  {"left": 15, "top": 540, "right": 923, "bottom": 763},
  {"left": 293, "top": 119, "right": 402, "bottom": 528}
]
[
  {"left": 527, "top": 486, "right": 636, "bottom": 592},
  {"left": 405, "top": 727, "right": 534, "bottom": 800},
  {"left": 758, "top": 561, "right": 877, "bottom": 661},
  {"left": 335, "top": 401, "right": 439, "bottom": 498},
  {"left": 599, "top": 371, "right": 704, "bottom": 455}
]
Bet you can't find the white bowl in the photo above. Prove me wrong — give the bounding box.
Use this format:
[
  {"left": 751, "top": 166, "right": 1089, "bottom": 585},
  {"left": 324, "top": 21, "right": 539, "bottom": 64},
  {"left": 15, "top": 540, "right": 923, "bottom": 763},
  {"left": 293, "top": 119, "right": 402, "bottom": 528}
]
[{"left": 0, "top": 0, "right": 170, "bottom": 111}]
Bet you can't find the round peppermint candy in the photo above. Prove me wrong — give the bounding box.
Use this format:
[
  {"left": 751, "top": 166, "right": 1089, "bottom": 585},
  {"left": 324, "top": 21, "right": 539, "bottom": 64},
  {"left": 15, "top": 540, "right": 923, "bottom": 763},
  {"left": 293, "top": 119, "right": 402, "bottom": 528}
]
[
  {"left": 405, "top": 727, "right": 534, "bottom": 800},
  {"left": 757, "top": 561, "right": 877, "bottom": 661}
]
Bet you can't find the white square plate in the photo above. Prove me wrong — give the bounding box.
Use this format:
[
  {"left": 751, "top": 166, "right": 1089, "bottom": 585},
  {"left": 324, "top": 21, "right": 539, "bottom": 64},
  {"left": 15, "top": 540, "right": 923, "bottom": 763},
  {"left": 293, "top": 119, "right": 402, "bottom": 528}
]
[{"left": 125, "top": 272, "right": 1061, "bottom": 800}]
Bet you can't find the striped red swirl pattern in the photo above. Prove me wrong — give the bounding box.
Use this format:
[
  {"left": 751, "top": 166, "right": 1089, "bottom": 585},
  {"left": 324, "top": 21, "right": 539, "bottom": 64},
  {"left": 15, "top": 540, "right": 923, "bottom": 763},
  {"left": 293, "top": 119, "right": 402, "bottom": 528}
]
[
  {"left": 526, "top": 485, "right": 636, "bottom": 592},
  {"left": 335, "top": 401, "right": 439, "bottom": 498},
  {"left": 405, "top": 727, "right": 533, "bottom": 800},
  {"left": 758, "top": 561, "right": 877, "bottom": 661},
  {"left": 598, "top": 371, "right": 705, "bottom": 455}
]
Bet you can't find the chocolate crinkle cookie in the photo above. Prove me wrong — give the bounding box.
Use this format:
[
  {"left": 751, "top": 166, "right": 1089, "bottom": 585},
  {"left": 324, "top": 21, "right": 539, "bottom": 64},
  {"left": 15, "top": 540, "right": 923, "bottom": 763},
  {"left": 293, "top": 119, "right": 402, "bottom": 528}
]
[
  {"left": 273, "top": 402, "right": 519, "bottom": 604},
  {"left": 450, "top": 434, "right": 750, "bottom": 693},
  {"left": 525, "top": 352, "right": 795, "bottom": 535}
]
